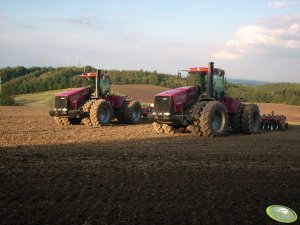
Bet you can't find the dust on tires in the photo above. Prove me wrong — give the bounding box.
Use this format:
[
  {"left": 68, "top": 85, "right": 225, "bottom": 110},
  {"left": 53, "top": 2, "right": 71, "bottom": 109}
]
[{"left": 90, "top": 99, "right": 112, "bottom": 126}]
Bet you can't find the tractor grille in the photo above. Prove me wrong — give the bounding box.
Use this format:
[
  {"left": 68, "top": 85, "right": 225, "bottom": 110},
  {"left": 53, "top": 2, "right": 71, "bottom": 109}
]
[
  {"left": 54, "top": 96, "right": 68, "bottom": 109},
  {"left": 154, "top": 96, "right": 173, "bottom": 113}
]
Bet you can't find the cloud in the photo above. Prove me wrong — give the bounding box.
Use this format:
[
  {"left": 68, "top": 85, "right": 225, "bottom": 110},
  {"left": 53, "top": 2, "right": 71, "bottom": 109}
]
[
  {"left": 213, "top": 14, "right": 300, "bottom": 60},
  {"left": 268, "top": 0, "right": 299, "bottom": 8},
  {"left": 47, "top": 16, "right": 96, "bottom": 27}
]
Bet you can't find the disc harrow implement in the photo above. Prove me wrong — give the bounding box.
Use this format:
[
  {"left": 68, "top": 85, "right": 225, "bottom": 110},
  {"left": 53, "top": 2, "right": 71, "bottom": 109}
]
[{"left": 260, "top": 111, "right": 288, "bottom": 131}]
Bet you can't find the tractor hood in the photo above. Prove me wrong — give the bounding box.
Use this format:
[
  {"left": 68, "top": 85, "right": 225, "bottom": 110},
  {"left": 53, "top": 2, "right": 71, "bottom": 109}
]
[
  {"left": 155, "top": 86, "right": 199, "bottom": 113},
  {"left": 156, "top": 86, "right": 198, "bottom": 100},
  {"left": 56, "top": 87, "right": 90, "bottom": 98}
]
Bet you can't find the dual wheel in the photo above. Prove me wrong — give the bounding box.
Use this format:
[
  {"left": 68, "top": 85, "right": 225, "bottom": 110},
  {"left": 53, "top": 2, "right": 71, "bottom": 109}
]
[
  {"left": 154, "top": 101, "right": 260, "bottom": 137},
  {"left": 54, "top": 99, "right": 142, "bottom": 126},
  {"left": 82, "top": 99, "right": 142, "bottom": 126}
]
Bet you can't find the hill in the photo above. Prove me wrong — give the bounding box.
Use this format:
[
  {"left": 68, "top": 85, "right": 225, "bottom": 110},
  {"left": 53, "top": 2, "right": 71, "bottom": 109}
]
[{"left": 1, "top": 66, "right": 299, "bottom": 106}]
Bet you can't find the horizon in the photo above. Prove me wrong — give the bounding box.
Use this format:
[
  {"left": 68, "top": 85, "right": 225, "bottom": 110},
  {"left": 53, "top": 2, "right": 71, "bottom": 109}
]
[{"left": 0, "top": 0, "right": 300, "bottom": 83}]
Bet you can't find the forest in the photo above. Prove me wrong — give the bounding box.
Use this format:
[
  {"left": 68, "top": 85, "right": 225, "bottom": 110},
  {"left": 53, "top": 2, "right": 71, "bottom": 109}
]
[{"left": 0, "top": 66, "right": 299, "bottom": 105}]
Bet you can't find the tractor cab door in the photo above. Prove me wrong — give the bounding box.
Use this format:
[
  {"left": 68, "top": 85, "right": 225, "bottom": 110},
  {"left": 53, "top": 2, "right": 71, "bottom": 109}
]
[
  {"left": 100, "top": 73, "right": 111, "bottom": 97},
  {"left": 213, "top": 72, "right": 225, "bottom": 100}
]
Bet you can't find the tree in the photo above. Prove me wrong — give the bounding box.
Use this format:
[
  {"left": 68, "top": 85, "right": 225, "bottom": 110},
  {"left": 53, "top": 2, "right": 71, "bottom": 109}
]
[{"left": 0, "top": 93, "right": 15, "bottom": 105}]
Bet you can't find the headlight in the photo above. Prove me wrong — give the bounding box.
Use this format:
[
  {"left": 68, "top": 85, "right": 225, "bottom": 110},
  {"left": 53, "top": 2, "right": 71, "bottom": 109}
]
[
  {"left": 62, "top": 108, "right": 68, "bottom": 112},
  {"left": 163, "top": 112, "right": 170, "bottom": 116},
  {"left": 158, "top": 112, "right": 163, "bottom": 115}
]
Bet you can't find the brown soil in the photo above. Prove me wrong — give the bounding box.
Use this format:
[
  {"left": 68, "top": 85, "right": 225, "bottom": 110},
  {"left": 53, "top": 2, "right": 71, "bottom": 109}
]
[{"left": 1, "top": 106, "right": 299, "bottom": 225}]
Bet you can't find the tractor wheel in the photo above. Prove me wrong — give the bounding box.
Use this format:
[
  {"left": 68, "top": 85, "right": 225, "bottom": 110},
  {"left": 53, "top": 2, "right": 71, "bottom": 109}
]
[
  {"left": 189, "top": 101, "right": 207, "bottom": 137},
  {"left": 125, "top": 101, "right": 142, "bottom": 124},
  {"left": 116, "top": 100, "right": 129, "bottom": 123},
  {"left": 90, "top": 99, "right": 112, "bottom": 126},
  {"left": 54, "top": 116, "right": 71, "bottom": 126},
  {"left": 200, "top": 101, "right": 228, "bottom": 137},
  {"left": 242, "top": 104, "right": 260, "bottom": 134},
  {"left": 229, "top": 103, "right": 244, "bottom": 133},
  {"left": 81, "top": 100, "right": 95, "bottom": 126},
  {"left": 153, "top": 122, "right": 164, "bottom": 133},
  {"left": 163, "top": 124, "right": 176, "bottom": 134}
]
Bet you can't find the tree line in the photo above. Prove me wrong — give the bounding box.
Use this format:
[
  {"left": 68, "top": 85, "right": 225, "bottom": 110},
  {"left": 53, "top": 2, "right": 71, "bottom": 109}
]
[
  {"left": 0, "top": 66, "right": 299, "bottom": 106},
  {"left": 226, "top": 82, "right": 300, "bottom": 106}
]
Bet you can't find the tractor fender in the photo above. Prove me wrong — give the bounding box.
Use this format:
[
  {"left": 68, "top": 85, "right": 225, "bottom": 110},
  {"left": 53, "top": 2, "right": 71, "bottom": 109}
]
[{"left": 220, "top": 96, "right": 241, "bottom": 114}]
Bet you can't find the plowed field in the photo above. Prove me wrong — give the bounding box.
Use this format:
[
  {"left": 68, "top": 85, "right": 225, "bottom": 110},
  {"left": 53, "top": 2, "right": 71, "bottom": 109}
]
[{"left": 1, "top": 106, "right": 299, "bottom": 225}]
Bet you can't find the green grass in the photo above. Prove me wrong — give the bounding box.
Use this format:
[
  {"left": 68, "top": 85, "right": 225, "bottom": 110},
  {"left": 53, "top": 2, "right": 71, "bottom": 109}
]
[{"left": 14, "top": 89, "right": 72, "bottom": 107}]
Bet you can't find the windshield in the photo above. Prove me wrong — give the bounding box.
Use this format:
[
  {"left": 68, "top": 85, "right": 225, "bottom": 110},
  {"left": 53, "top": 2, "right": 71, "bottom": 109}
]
[{"left": 213, "top": 74, "right": 225, "bottom": 99}]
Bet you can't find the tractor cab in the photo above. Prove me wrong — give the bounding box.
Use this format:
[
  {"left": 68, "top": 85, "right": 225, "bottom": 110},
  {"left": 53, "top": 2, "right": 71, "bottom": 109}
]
[
  {"left": 187, "top": 67, "right": 225, "bottom": 100},
  {"left": 80, "top": 70, "right": 111, "bottom": 98}
]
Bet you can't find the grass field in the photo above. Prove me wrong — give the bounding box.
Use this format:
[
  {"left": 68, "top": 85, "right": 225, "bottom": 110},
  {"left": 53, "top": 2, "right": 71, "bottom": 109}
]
[
  {"left": 13, "top": 84, "right": 168, "bottom": 106},
  {"left": 14, "top": 89, "right": 72, "bottom": 107}
]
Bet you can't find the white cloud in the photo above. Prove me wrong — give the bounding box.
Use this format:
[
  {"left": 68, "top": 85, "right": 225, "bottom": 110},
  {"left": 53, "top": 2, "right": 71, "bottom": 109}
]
[
  {"left": 213, "top": 14, "right": 300, "bottom": 60},
  {"left": 268, "top": 0, "right": 299, "bottom": 8}
]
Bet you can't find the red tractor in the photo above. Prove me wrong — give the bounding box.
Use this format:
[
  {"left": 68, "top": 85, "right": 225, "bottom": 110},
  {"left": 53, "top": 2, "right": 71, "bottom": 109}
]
[
  {"left": 148, "top": 62, "right": 261, "bottom": 136},
  {"left": 49, "top": 70, "right": 142, "bottom": 126}
]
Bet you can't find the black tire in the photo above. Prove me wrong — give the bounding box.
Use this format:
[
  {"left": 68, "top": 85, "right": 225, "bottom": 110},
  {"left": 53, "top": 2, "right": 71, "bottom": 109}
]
[
  {"left": 163, "top": 124, "right": 176, "bottom": 134},
  {"left": 125, "top": 101, "right": 142, "bottom": 124},
  {"left": 116, "top": 100, "right": 129, "bottom": 123},
  {"left": 200, "top": 101, "right": 228, "bottom": 137},
  {"left": 189, "top": 101, "right": 207, "bottom": 136},
  {"left": 242, "top": 104, "right": 260, "bottom": 134},
  {"left": 90, "top": 99, "right": 112, "bottom": 126},
  {"left": 54, "top": 116, "right": 71, "bottom": 126},
  {"left": 229, "top": 103, "right": 244, "bottom": 133},
  {"left": 153, "top": 122, "right": 164, "bottom": 133},
  {"left": 81, "top": 100, "right": 95, "bottom": 126},
  {"left": 153, "top": 122, "right": 176, "bottom": 134}
]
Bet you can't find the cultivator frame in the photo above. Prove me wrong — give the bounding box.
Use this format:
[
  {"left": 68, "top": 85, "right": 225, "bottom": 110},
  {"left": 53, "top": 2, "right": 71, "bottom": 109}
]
[{"left": 260, "top": 111, "right": 288, "bottom": 131}]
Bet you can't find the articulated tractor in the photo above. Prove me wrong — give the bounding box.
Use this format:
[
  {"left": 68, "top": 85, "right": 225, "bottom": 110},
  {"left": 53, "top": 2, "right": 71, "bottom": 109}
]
[
  {"left": 148, "top": 62, "right": 261, "bottom": 136},
  {"left": 49, "top": 70, "right": 142, "bottom": 126}
]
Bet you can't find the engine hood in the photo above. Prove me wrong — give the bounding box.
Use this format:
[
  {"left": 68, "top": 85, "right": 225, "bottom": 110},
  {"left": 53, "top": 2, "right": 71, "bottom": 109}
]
[
  {"left": 156, "top": 86, "right": 199, "bottom": 99},
  {"left": 56, "top": 87, "right": 90, "bottom": 97}
]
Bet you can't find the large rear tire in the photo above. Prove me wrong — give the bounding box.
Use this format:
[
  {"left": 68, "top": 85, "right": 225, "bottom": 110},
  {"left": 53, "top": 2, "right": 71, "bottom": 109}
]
[
  {"left": 200, "top": 101, "right": 228, "bottom": 137},
  {"left": 81, "top": 100, "right": 95, "bottom": 126},
  {"left": 125, "top": 101, "right": 142, "bottom": 124},
  {"left": 90, "top": 99, "right": 112, "bottom": 126},
  {"left": 229, "top": 103, "right": 244, "bottom": 133},
  {"left": 116, "top": 100, "right": 129, "bottom": 123},
  {"left": 242, "top": 104, "right": 260, "bottom": 134}
]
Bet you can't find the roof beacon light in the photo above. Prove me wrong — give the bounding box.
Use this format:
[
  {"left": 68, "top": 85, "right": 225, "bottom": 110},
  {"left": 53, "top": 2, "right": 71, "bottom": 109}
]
[{"left": 189, "top": 67, "right": 209, "bottom": 72}]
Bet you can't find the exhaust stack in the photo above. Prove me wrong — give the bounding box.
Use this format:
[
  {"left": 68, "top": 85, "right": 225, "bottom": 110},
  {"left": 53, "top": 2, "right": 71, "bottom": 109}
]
[
  {"left": 207, "top": 62, "right": 214, "bottom": 98},
  {"left": 95, "top": 69, "right": 101, "bottom": 98}
]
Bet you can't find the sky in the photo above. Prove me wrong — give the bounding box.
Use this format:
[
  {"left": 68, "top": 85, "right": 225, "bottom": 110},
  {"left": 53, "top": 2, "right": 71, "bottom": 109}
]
[{"left": 0, "top": 0, "right": 300, "bottom": 83}]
